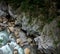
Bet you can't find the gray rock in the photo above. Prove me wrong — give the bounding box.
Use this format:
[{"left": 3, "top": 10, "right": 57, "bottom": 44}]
[
  {"left": 8, "top": 41, "right": 24, "bottom": 54},
  {"left": 0, "top": 44, "right": 12, "bottom": 54},
  {"left": 19, "top": 30, "right": 28, "bottom": 45},
  {"left": 0, "top": 1, "right": 17, "bottom": 18},
  {"left": 34, "top": 36, "right": 55, "bottom": 54}
]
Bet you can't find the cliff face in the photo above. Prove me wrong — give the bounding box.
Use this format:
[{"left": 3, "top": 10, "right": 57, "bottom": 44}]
[
  {"left": 15, "top": 12, "right": 60, "bottom": 54},
  {"left": 0, "top": 0, "right": 60, "bottom": 54}
]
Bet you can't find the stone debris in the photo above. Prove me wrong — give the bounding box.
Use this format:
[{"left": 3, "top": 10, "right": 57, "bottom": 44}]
[
  {"left": 0, "top": 16, "right": 37, "bottom": 54},
  {"left": 0, "top": 16, "right": 57, "bottom": 54},
  {"left": 0, "top": 1, "right": 59, "bottom": 54}
]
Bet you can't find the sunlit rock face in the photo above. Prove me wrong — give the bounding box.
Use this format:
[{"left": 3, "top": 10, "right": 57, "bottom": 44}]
[
  {"left": 16, "top": 13, "right": 40, "bottom": 36},
  {"left": 41, "top": 18, "right": 60, "bottom": 47},
  {"left": 16, "top": 13, "right": 60, "bottom": 54},
  {"left": 34, "top": 18, "right": 60, "bottom": 54},
  {"left": 34, "top": 36, "right": 55, "bottom": 54}
]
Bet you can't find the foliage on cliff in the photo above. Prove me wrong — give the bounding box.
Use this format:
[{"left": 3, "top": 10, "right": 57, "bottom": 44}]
[{"left": 0, "top": 0, "right": 60, "bottom": 24}]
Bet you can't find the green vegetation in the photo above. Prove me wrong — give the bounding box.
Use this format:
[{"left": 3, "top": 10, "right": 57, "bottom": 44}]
[
  {"left": 57, "top": 21, "right": 60, "bottom": 28},
  {"left": 0, "top": 0, "right": 59, "bottom": 23}
]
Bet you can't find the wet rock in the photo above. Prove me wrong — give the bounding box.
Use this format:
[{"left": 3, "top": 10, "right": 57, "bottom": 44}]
[
  {"left": 0, "top": 30, "right": 9, "bottom": 46},
  {"left": 1, "top": 44, "right": 12, "bottom": 54},
  {"left": 0, "top": 49, "right": 3, "bottom": 54},
  {"left": 8, "top": 41, "right": 24, "bottom": 54}
]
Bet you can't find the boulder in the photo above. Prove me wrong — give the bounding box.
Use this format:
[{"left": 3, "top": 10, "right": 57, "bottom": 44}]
[{"left": 24, "top": 48, "right": 30, "bottom": 54}]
